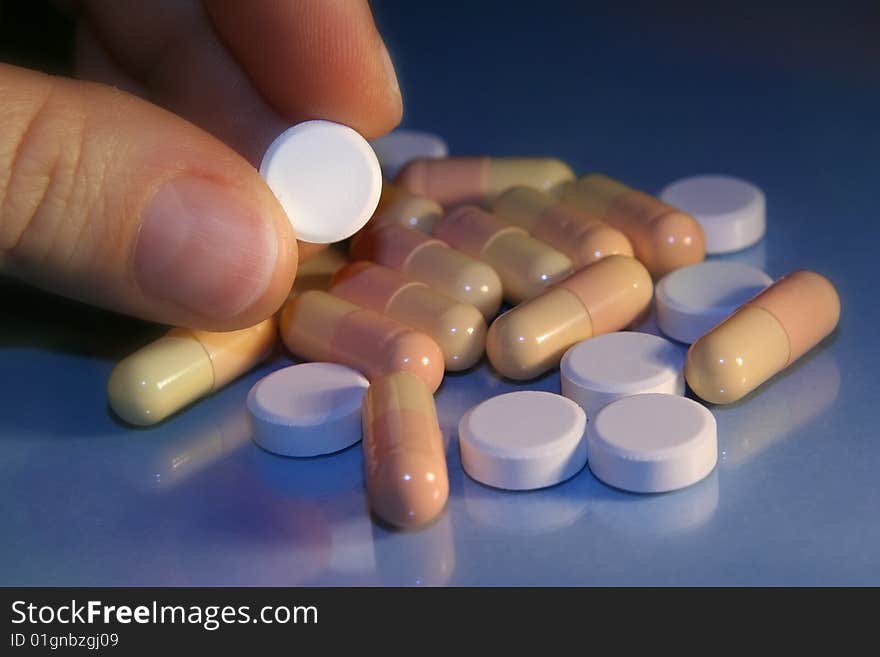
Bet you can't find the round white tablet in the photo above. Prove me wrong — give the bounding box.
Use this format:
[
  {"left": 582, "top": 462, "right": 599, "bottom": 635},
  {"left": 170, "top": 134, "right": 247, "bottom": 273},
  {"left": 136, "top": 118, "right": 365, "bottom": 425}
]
[
  {"left": 458, "top": 391, "right": 587, "bottom": 491},
  {"left": 369, "top": 129, "right": 449, "bottom": 178},
  {"left": 260, "top": 120, "right": 382, "bottom": 244},
  {"left": 247, "top": 363, "right": 370, "bottom": 457},
  {"left": 656, "top": 261, "right": 773, "bottom": 344},
  {"left": 659, "top": 175, "right": 765, "bottom": 254},
  {"left": 588, "top": 394, "right": 717, "bottom": 493},
  {"left": 561, "top": 332, "right": 685, "bottom": 420}
]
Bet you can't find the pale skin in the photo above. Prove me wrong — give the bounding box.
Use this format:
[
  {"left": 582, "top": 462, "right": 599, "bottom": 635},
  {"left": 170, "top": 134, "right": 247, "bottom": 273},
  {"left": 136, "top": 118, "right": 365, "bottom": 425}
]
[{"left": 0, "top": 0, "right": 403, "bottom": 331}]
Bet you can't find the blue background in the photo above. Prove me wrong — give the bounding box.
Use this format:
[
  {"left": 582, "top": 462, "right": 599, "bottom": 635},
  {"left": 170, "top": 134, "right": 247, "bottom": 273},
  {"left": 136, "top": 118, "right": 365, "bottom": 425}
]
[{"left": 1, "top": 1, "right": 878, "bottom": 585}]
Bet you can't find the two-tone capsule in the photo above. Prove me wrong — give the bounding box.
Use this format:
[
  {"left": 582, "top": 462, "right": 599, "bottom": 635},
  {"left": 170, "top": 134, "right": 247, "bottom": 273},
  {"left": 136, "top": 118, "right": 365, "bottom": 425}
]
[
  {"left": 492, "top": 185, "right": 634, "bottom": 266},
  {"left": 559, "top": 174, "right": 705, "bottom": 276},
  {"left": 433, "top": 205, "right": 573, "bottom": 304},
  {"left": 350, "top": 222, "right": 503, "bottom": 319},
  {"left": 280, "top": 290, "right": 444, "bottom": 392},
  {"left": 685, "top": 271, "right": 840, "bottom": 404},
  {"left": 330, "top": 261, "right": 486, "bottom": 371},
  {"left": 486, "top": 255, "right": 653, "bottom": 380},
  {"left": 395, "top": 156, "right": 575, "bottom": 208},
  {"left": 108, "top": 319, "right": 277, "bottom": 426},
  {"left": 362, "top": 371, "right": 449, "bottom": 528},
  {"left": 370, "top": 183, "right": 443, "bottom": 233}
]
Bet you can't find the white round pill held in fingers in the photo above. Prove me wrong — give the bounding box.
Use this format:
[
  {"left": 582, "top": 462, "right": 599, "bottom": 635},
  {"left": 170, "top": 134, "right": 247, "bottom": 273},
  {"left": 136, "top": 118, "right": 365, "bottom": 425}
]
[
  {"left": 588, "top": 394, "right": 717, "bottom": 493},
  {"left": 656, "top": 261, "right": 774, "bottom": 344},
  {"left": 369, "top": 129, "right": 449, "bottom": 178},
  {"left": 561, "top": 332, "right": 685, "bottom": 420},
  {"left": 659, "top": 175, "right": 765, "bottom": 254},
  {"left": 260, "top": 120, "right": 382, "bottom": 244},
  {"left": 247, "top": 363, "right": 370, "bottom": 457},
  {"left": 458, "top": 391, "right": 587, "bottom": 491}
]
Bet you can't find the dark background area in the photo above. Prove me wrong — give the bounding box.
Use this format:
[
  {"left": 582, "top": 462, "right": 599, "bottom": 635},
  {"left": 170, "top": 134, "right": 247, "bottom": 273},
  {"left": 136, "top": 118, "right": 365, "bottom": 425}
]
[{"left": 2, "top": 1, "right": 879, "bottom": 79}]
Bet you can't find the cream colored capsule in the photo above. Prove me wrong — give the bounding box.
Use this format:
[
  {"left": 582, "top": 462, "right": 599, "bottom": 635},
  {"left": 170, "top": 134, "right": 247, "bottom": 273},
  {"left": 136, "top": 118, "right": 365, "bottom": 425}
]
[
  {"left": 371, "top": 183, "right": 443, "bottom": 233},
  {"left": 330, "top": 261, "right": 486, "bottom": 371},
  {"left": 108, "top": 319, "right": 277, "bottom": 426},
  {"left": 280, "top": 290, "right": 444, "bottom": 392},
  {"left": 287, "top": 246, "right": 349, "bottom": 296},
  {"left": 559, "top": 173, "right": 706, "bottom": 276},
  {"left": 362, "top": 371, "right": 449, "bottom": 529},
  {"left": 486, "top": 255, "right": 653, "bottom": 380},
  {"left": 395, "top": 156, "right": 575, "bottom": 208},
  {"left": 685, "top": 270, "right": 840, "bottom": 404},
  {"left": 493, "top": 185, "right": 634, "bottom": 266},
  {"left": 350, "top": 222, "right": 503, "bottom": 319},
  {"left": 433, "top": 205, "right": 573, "bottom": 304}
]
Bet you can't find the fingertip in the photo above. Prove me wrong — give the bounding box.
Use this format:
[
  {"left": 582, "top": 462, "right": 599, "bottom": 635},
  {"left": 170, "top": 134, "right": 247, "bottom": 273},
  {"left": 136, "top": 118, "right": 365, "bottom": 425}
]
[
  {"left": 133, "top": 173, "right": 298, "bottom": 332},
  {"left": 205, "top": 0, "right": 403, "bottom": 139},
  {"left": 221, "top": 183, "right": 300, "bottom": 331}
]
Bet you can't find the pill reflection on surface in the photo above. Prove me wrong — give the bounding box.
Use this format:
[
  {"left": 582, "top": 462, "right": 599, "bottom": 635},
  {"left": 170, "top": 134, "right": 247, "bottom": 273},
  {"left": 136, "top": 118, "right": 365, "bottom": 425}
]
[
  {"left": 718, "top": 349, "right": 840, "bottom": 468},
  {"left": 373, "top": 510, "right": 456, "bottom": 585}
]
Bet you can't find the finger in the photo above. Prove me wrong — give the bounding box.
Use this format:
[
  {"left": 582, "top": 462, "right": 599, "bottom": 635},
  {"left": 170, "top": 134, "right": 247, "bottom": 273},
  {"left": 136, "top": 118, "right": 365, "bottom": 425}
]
[
  {"left": 0, "top": 63, "right": 297, "bottom": 331},
  {"left": 204, "top": 0, "right": 402, "bottom": 139},
  {"left": 78, "top": 0, "right": 402, "bottom": 168},
  {"left": 75, "top": 15, "right": 328, "bottom": 265},
  {"left": 79, "top": 0, "right": 288, "bottom": 163}
]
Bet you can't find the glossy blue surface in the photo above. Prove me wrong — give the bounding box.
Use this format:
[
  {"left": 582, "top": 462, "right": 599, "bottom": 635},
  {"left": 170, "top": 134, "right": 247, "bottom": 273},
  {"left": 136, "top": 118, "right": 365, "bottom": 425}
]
[{"left": 2, "top": 3, "right": 878, "bottom": 585}]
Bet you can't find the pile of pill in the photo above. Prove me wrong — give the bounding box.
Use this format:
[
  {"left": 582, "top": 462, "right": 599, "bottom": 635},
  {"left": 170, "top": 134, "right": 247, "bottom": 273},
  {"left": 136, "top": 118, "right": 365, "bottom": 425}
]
[{"left": 108, "top": 122, "right": 841, "bottom": 530}]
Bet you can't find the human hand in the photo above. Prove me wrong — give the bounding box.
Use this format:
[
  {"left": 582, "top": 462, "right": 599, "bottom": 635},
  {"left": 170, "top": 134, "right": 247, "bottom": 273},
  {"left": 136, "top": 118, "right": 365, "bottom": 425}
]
[{"left": 0, "top": 0, "right": 402, "bottom": 330}]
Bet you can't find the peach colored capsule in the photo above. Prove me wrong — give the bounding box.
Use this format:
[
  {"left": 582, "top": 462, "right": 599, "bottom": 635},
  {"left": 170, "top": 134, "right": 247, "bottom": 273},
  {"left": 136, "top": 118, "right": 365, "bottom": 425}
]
[
  {"left": 362, "top": 371, "right": 449, "bottom": 529},
  {"left": 108, "top": 319, "right": 277, "bottom": 426},
  {"left": 492, "top": 185, "right": 634, "bottom": 266},
  {"left": 559, "top": 173, "right": 706, "bottom": 277},
  {"left": 685, "top": 271, "right": 840, "bottom": 404},
  {"left": 280, "top": 290, "right": 444, "bottom": 392},
  {"left": 395, "top": 156, "right": 575, "bottom": 208},
  {"left": 371, "top": 183, "right": 443, "bottom": 233},
  {"left": 350, "top": 222, "right": 503, "bottom": 320},
  {"left": 433, "top": 205, "right": 573, "bottom": 305},
  {"left": 330, "top": 261, "right": 486, "bottom": 371},
  {"left": 486, "top": 255, "right": 653, "bottom": 380}
]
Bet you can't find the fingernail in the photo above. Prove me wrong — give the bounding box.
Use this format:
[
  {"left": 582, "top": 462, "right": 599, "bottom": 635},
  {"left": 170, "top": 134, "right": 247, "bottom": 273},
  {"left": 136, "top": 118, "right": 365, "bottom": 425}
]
[
  {"left": 379, "top": 40, "right": 402, "bottom": 101},
  {"left": 135, "top": 178, "right": 277, "bottom": 319}
]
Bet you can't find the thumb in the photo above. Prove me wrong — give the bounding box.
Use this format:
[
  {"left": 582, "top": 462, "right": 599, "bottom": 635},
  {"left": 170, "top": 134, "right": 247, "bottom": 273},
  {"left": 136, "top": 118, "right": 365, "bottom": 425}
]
[{"left": 0, "top": 63, "right": 297, "bottom": 331}]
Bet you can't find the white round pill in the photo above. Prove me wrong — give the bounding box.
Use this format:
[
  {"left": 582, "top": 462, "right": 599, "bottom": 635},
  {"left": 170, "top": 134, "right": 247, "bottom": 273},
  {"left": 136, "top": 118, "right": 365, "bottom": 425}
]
[
  {"left": 588, "top": 394, "right": 717, "bottom": 493},
  {"left": 656, "top": 261, "right": 773, "bottom": 344},
  {"left": 260, "top": 120, "right": 382, "bottom": 244},
  {"left": 561, "top": 332, "right": 685, "bottom": 420},
  {"left": 369, "top": 129, "right": 449, "bottom": 178},
  {"left": 458, "top": 391, "right": 587, "bottom": 491},
  {"left": 659, "top": 175, "right": 765, "bottom": 254},
  {"left": 247, "top": 363, "right": 370, "bottom": 457}
]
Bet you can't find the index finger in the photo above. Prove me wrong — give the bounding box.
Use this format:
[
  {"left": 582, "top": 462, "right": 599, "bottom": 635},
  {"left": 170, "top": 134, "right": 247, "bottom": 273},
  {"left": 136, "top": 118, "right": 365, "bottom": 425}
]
[{"left": 204, "top": 0, "right": 403, "bottom": 140}]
